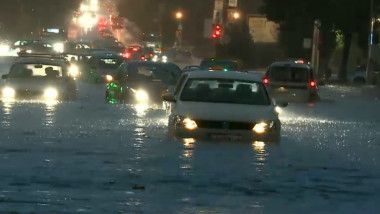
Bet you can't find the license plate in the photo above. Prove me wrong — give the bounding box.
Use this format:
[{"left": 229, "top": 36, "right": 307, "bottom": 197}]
[{"left": 210, "top": 134, "right": 242, "bottom": 141}]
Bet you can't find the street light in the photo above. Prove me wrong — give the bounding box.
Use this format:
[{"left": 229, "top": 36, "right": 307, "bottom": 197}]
[
  {"left": 175, "top": 11, "right": 183, "bottom": 20},
  {"left": 175, "top": 11, "right": 183, "bottom": 48},
  {"left": 233, "top": 12, "right": 240, "bottom": 20}
]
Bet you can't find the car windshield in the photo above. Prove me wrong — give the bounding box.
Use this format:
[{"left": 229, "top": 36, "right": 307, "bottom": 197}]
[
  {"left": 9, "top": 63, "right": 63, "bottom": 78},
  {"left": 180, "top": 78, "right": 270, "bottom": 105},
  {"left": 269, "top": 66, "right": 310, "bottom": 82}
]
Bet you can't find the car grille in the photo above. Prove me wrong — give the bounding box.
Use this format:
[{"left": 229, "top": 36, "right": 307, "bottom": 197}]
[
  {"left": 16, "top": 89, "right": 43, "bottom": 96},
  {"left": 195, "top": 120, "right": 254, "bottom": 130}
]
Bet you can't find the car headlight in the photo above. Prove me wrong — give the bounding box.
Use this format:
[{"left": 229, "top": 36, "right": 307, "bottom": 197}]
[
  {"left": 69, "top": 65, "right": 80, "bottom": 78},
  {"left": 252, "top": 121, "right": 275, "bottom": 134},
  {"left": 44, "top": 88, "right": 58, "bottom": 100},
  {"left": 134, "top": 89, "right": 149, "bottom": 102},
  {"left": 53, "top": 43, "right": 64, "bottom": 53},
  {"left": 162, "top": 55, "right": 168, "bottom": 63},
  {"left": 182, "top": 118, "right": 198, "bottom": 130},
  {"left": 2, "top": 87, "right": 15, "bottom": 98},
  {"left": 105, "top": 74, "right": 113, "bottom": 82},
  {"left": 26, "top": 50, "right": 32, "bottom": 54}
]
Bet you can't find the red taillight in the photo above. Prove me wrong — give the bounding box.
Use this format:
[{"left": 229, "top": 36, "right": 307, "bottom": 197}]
[
  {"left": 141, "top": 56, "right": 146, "bottom": 60},
  {"left": 263, "top": 77, "right": 269, "bottom": 85},
  {"left": 309, "top": 80, "right": 316, "bottom": 87},
  {"left": 132, "top": 47, "right": 139, "bottom": 52},
  {"left": 123, "top": 51, "right": 131, "bottom": 59}
]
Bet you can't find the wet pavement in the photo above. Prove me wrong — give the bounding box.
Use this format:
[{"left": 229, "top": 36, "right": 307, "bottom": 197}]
[{"left": 0, "top": 80, "right": 379, "bottom": 213}]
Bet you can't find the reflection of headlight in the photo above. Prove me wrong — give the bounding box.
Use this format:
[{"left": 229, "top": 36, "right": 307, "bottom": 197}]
[
  {"left": 53, "top": 43, "right": 64, "bottom": 53},
  {"left": 134, "top": 89, "right": 149, "bottom": 102},
  {"left": 183, "top": 118, "right": 198, "bottom": 130},
  {"left": 105, "top": 75, "right": 113, "bottom": 82},
  {"left": 252, "top": 122, "right": 268, "bottom": 134},
  {"left": 44, "top": 88, "right": 58, "bottom": 100},
  {"left": 69, "top": 65, "right": 80, "bottom": 77},
  {"left": 2, "top": 87, "right": 15, "bottom": 98},
  {"left": 152, "top": 55, "right": 158, "bottom": 62}
]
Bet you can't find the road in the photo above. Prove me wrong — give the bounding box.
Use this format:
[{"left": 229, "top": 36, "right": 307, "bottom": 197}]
[{"left": 0, "top": 58, "right": 379, "bottom": 213}]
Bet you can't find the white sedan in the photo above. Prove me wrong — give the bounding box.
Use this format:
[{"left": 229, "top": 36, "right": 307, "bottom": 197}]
[{"left": 163, "top": 71, "right": 287, "bottom": 142}]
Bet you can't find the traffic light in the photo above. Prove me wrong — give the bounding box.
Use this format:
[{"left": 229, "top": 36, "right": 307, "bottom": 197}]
[{"left": 212, "top": 24, "right": 222, "bottom": 39}]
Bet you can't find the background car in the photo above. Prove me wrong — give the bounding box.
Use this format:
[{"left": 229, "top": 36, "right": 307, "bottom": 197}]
[
  {"left": 105, "top": 61, "right": 183, "bottom": 104},
  {"left": 1, "top": 55, "right": 77, "bottom": 101},
  {"left": 11, "top": 40, "right": 55, "bottom": 55},
  {"left": 264, "top": 61, "right": 319, "bottom": 103},
  {"left": 163, "top": 71, "right": 285, "bottom": 142},
  {"left": 80, "top": 50, "right": 125, "bottom": 83},
  {"left": 200, "top": 58, "right": 241, "bottom": 71}
]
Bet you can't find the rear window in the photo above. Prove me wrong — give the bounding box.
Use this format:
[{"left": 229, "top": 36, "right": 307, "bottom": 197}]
[
  {"left": 269, "top": 66, "right": 311, "bottom": 82},
  {"left": 9, "top": 64, "right": 63, "bottom": 78},
  {"left": 97, "top": 58, "right": 124, "bottom": 69},
  {"left": 200, "top": 60, "right": 238, "bottom": 71}
]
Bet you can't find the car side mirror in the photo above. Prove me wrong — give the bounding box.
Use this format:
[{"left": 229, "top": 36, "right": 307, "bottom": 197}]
[
  {"left": 162, "top": 93, "right": 176, "bottom": 102},
  {"left": 2, "top": 74, "right": 8, "bottom": 79}
]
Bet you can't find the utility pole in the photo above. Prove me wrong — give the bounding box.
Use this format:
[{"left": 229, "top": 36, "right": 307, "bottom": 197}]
[{"left": 311, "top": 20, "right": 321, "bottom": 79}]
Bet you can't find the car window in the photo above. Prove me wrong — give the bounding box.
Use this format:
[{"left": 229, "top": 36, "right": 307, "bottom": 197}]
[
  {"left": 200, "top": 60, "right": 238, "bottom": 70},
  {"left": 9, "top": 64, "right": 63, "bottom": 78},
  {"left": 180, "top": 78, "right": 270, "bottom": 105},
  {"left": 269, "top": 66, "right": 310, "bottom": 82},
  {"left": 174, "top": 73, "right": 188, "bottom": 95}
]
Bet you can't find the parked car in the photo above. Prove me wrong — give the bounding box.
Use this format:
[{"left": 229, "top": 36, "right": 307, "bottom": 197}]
[
  {"left": 162, "top": 71, "right": 287, "bottom": 142},
  {"left": 264, "top": 61, "right": 319, "bottom": 103}
]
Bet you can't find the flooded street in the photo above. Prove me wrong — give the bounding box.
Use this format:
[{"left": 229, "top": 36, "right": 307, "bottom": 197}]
[{"left": 0, "top": 82, "right": 379, "bottom": 214}]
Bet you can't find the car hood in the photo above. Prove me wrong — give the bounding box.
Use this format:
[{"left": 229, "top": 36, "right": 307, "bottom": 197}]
[
  {"left": 6, "top": 78, "right": 66, "bottom": 91},
  {"left": 176, "top": 101, "right": 278, "bottom": 122}
]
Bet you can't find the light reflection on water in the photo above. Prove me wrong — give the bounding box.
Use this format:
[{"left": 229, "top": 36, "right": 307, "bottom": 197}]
[
  {"left": 1, "top": 99, "right": 14, "bottom": 128},
  {"left": 44, "top": 100, "right": 58, "bottom": 128}
]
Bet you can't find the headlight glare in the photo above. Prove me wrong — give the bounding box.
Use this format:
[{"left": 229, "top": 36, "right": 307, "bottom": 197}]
[
  {"left": 2, "top": 87, "right": 15, "bottom": 98},
  {"left": 69, "top": 65, "right": 80, "bottom": 78},
  {"left": 105, "top": 74, "right": 113, "bottom": 82},
  {"left": 252, "top": 122, "right": 268, "bottom": 134},
  {"left": 44, "top": 88, "right": 58, "bottom": 100},
  {"left": 53, "top": 43, "right": 64, "bottom": 53},
  {"left": 183, "top": 118, "right": 198, "bottom": 130},
  {"left": 134, "top": 89, "right": 149, "bottom": 102}
]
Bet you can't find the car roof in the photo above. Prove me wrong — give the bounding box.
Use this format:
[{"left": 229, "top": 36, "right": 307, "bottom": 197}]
[
  {"left": 185, "top": 70, "right": 262, "bottom": 82},
  {"left": 14, "top": 57, "right": 67, "bottom": 66},
  {"left": 91, "top": 50, "right": 122, "bottom": 57},
  {"left": 269, "top": 61, "right": 310, "bottom": 69},
  {"left": 127, "top": 60, "right": 177, "bottom": 66}
]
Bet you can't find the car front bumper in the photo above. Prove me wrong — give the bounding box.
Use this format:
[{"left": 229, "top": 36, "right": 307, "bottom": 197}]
[{"left": 172, "top": 127, "right": 281, "bottom": 142}]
